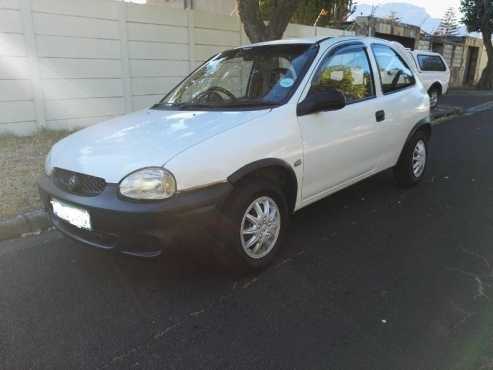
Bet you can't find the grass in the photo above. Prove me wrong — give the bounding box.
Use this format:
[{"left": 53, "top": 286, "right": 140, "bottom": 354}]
[{"left": 0, "top": 130, "right": 72, "bottom": 221}]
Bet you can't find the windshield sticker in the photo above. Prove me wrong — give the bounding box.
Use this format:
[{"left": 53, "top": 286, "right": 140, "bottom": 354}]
[{"left": 280, "top": 78, "right": 295, "bottom": 88}]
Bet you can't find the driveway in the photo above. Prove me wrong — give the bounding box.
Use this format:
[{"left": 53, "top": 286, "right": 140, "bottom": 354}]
[{"left": 2, "top": 93, "right": 493, "bottom": 370}]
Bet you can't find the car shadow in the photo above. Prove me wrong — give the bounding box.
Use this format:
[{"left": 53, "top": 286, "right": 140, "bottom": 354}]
[{"left": 81, "top": 168, "right": 403, "bottom": 281}]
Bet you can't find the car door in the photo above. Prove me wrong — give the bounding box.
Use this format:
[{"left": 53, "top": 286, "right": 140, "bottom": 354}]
[
  {"left": 371, "top": 44, "right": 424, "bottom": 168},
  {"left": 298, "top": 42, "right": 383, "bottom": 202}
]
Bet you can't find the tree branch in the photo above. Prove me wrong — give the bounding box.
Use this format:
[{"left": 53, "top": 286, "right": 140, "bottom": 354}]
[{"left": 237, "top": 0, "right": 302, "bottom": 43}]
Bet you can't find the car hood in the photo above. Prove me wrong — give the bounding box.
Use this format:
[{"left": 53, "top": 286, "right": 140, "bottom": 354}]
[{"left": 49, "top": 108, "right": 270, "bottom": 183}]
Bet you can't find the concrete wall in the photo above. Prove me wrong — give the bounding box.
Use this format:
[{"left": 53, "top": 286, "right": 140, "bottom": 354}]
[
  {"left": 0, "top": 0, "right": 354, "bottom": 136},
  {"left": 142, "top": 0, "right": 237, "bottom": 15}
]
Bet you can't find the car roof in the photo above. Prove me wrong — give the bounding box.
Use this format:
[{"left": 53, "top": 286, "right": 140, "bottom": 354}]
[
  {"left": 239, "top": 36, "right": 402, "bottom": 49},
  {"left": 239, "top": 36, "right": 363, "bottom": 47},
  {"left": 410, "top": 50, "right": 443, "bottom": 57}
]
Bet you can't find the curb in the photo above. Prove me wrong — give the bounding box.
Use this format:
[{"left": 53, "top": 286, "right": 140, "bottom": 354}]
[
  {"left": 0, "top": 210, "right": 50, "bottom": 242},
  {"left": 431, "top": 105, "right": 463, "bottom": 124}
]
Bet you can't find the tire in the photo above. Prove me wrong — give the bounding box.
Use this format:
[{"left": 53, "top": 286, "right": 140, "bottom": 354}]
[
  {"left": 428, "top": 87, "right": 441, "bottom": 109},
  {"left": 218, "top": 178, "right": 289, "bottom": 271},
  {"left": 394, "top": 130, "right": 428, "bottom": 187}
]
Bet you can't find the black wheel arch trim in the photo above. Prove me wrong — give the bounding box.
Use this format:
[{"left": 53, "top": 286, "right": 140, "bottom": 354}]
[
  {"left": 407, "top": 119, "right": 432, "bottom": 141},
  {"left": 429, "top": 82, "right": 443, "bottom": 94},
  {"left": 227, "top": 158, "right": 299, "bottom": 212},
  {"left": 398, "top": 119, "right": 432, "bottom": 161}
]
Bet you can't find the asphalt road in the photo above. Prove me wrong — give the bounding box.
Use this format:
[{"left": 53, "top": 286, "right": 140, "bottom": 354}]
[{"left": 2, "top": 93, "right": 493, "bottom": 370}]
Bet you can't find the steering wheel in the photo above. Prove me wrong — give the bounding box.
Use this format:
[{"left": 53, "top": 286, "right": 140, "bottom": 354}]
[{"left": 192, "top": 86, "right": 236, "bottom": 103}]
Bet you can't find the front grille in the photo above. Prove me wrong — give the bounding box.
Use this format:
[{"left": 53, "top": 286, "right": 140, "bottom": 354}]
[{"left": 53, "top": 168, "right": 106, "bottom": 196}]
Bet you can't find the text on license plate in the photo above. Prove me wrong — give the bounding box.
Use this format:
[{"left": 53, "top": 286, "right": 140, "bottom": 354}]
[{"left": 51, "top": 199, "right": 91, "bottom": 230}]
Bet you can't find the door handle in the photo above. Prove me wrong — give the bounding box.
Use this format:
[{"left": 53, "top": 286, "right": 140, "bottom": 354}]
[{"left": 375, "top": 110, "right": 385, "bottom": 122}]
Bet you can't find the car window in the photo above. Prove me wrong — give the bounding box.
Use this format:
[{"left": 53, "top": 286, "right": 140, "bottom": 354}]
[
  {"left": 311, "top": 46, "right": 375, "bottom": 104},
  {"left": 372, "top": 44, "right": 415, "bottom": 94},
  {"left": 417, "top": 54, "right": 447, "bottom": 72},
  {"left": 158, "top": 44, "right": 318, "bottom": 110}
]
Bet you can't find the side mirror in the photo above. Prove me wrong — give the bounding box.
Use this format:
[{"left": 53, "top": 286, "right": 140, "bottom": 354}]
[{"left": 297, "top": 87, "right": 346, "bottom": 116}]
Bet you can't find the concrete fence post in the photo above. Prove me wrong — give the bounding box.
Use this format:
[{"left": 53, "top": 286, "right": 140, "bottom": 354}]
[
  {"left": 118, "top": 2, "right": 132, "bottom": 113},
  {"left": 187, "top": 8, "right": 195, "bottom": 72},
  {"left": 20, "top": 0, "right": 46, "bottom": 130}
]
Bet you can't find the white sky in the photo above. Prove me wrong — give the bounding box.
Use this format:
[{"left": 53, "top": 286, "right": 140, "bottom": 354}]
[{"left": 368, "top": 0, "right": 462, "bottom": 18}]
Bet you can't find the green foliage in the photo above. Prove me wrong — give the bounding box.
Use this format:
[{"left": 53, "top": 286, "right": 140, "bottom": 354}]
[
  {"left": 435, "top": 7, "right": 460, "bottom": 36},
  {"left": 260, "top": 0, "right": 355, "bottom": 26},
  {"left": 461, "top": 0, "right": 493, "bottom": 33}
]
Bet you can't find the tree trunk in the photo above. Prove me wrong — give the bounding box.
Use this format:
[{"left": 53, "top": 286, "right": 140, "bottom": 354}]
[
  {"left": 478, "top": 0, "right": 493, "bottom": 89},
  {"left": 237, "top": 0, "right": 301, "bottom": 43},
  {"left": 478, "top": 34, "right": 493, "bottom": 89}
]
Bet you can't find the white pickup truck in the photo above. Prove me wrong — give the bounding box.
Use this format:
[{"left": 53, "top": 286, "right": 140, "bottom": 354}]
[{"left": 408, "top": 50, "right": 451, "bottom": 109}]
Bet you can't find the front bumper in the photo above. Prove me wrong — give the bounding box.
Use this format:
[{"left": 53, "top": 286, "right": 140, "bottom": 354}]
[{"left": 38, "top": 175, "right": 233, "bottom": 257}]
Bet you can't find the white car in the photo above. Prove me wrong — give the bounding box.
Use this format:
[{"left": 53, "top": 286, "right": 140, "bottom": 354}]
[
  {"left": 408, "top": 50, "right": 450, "bottom": 109},
  {"left": 39, "top": 36, "right": 431, "bottom": 270}
]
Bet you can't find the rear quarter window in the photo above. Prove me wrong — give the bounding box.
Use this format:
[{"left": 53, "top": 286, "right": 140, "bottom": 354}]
[{"left": 417, "top": 55, "right": 447, "bottom": 72}]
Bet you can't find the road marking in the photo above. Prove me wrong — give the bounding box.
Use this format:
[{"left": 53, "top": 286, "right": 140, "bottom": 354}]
[{"left": 464, "top": 101, "right": 493, "bottom": 116}]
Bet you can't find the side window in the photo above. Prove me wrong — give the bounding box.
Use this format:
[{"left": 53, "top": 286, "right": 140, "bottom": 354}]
[
  {"left": 311, "top": 46, "right": 375, "bottom": 104},
  {"left": 372, "top": 44, "right": 415, "bottom": 94},
  {"left": 417, "top": 55, "right": 447, "bottom": 72}
]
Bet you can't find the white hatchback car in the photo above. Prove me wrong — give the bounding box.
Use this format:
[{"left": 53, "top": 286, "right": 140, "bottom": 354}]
[
  {"left": 408, "top": 50, "right": 450, "bottom": 109},
  {"left": 39, "top": 36, "right": 431, "bottom": 269}
]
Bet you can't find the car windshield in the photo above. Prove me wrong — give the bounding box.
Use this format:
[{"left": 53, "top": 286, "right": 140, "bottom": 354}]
[{"left": 154, "top": 44, "right": 318, "bottom": 110}]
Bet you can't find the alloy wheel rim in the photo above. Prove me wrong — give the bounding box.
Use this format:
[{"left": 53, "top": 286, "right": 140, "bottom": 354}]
[
  {"left": 240, "top": 196, "right": 281, "bottom": 259},
  {"left": 412, "top": 139, "right": 427, "bottom": 177}
]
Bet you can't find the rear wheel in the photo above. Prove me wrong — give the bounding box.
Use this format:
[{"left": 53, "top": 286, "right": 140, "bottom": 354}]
[
  {"left": 394, "top": 130, "right": 428, "bottom": 187},
  {"left": 218, "top": 178, "right": 288, "bottom": 271}
]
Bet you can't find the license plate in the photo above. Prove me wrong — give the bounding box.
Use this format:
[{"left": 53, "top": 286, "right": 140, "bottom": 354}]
[{"left": 51, "top": 198, "right": 91, "bottom": 230}]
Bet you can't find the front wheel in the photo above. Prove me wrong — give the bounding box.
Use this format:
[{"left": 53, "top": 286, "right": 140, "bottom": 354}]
[
  {"left": 394, "top": 131, "right": 429, "bottom": 187},
  {"left": 219, "top": 178, "right": 288, "bottom": 271}
]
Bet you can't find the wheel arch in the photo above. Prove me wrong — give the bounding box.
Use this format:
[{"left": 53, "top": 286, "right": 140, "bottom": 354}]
[
  {"left": 397, "top": 119, "right": 431, "bottom": 163},
  {"left": 429, "top": 81, "right": 443, "bottom": 95},
  {"left": 406, "top": 119, "right": 432, "bottom": 142},
  {"left": 227, "top": 158, "right": 299, "bottom": 213}
]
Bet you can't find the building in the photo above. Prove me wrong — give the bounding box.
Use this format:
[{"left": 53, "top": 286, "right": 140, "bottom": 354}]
[
  {"left": 420, "top": 35, "right": 487, "bottom": 87},
  {"left": 352, "top": 16, "right": 488, "bottom": 87},
  {"left": 353, "top": 16, "right": 423, "bottom": 49}
]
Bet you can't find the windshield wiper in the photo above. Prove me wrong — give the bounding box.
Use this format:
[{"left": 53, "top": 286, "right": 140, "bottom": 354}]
[
  {"left": 151, "top": 100, "right": 279, "bottom": 110},
  {"left": 151, "top": 102, "right": 211, "bottom": 110},
  {"left": 219, "top": 99, "right": 280, "bottom": 108},
  {"left": 150, "top": 102, "right": 174, "bottom": 109}
]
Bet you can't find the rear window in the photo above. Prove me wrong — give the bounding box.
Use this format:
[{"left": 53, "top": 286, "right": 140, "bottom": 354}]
[{"left": 417, "top": 55, "right": 447, "bottom": 72}]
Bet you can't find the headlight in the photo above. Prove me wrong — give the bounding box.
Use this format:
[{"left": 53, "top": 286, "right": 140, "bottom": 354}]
[
  {"left": 45, "top": 150, "right": 53, "bottom": 176},
  {"left": 119, "top": 168, "right": 176, "bottom": 200}
]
